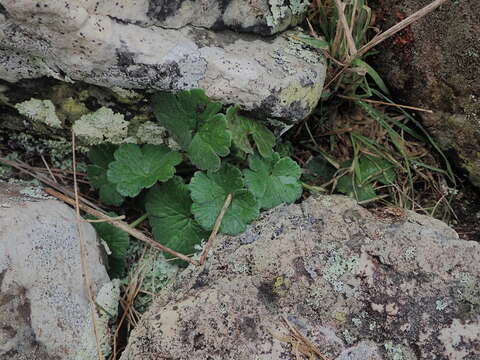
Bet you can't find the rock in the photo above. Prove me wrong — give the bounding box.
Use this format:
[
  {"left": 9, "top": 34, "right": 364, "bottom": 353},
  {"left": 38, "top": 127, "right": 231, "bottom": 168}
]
[
  {"left": 371, "top": 0, "right": 480, "bottom": 186},
  {"left": 0, "top": 0, "right": 326, "bottom": 121},
  {"left": 121, "top": 195, "right": 480, "bottom": 359},
  {"left": 0, "top": 182, "right": 119, "bottom": 359}
]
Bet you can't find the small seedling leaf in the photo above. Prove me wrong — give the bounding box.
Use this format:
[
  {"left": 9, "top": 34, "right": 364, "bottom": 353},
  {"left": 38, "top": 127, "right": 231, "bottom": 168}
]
[
  {"left": 243, "top": 153, "right": 302, "bottom": 210},
  {"left": 188, "top": 113, "right": 231, "bottom": 171},
  {"left": 107, "top": 144, "right": 182, "bottom": 197},
  {"left": 357, "top": 155, "right": 396, "bottom": 185},
  {"left": 190, "top": 164, "right": 259, "bottom": 235},
  {"left": 226, "top": 105, "right": 275, "bottom": 158},
  {"left": 295, "top": 34, "right": 330, "bottom": 50},
  {"left": 336, "top": 175, "right": 377, "bottom": 202},
  {"left": 146, "top": 177, "right": 208, "bottom": 261},
  {"left": 306, "top": 157, "right": 337, "bottom": 184},
  {"left": 90, "top": 212, "right": 129, "bottom": 278},
  {"left": 352, "top": 58, "right": 390, "bottom": 95},
  {"left": 86, "top": 144, "right": 125, "bottom": 206},
  {"left": 152, "top": 89, "right": 223, "bottom": 149}
]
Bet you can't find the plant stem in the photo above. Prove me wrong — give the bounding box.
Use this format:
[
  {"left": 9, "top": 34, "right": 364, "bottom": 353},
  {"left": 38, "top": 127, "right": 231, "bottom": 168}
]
[
  {"left": 129, "top": 213, "right": 148, "bottom": 228},
  {"left": 302, "top": 182, "right": 326, "bottom": 193}
]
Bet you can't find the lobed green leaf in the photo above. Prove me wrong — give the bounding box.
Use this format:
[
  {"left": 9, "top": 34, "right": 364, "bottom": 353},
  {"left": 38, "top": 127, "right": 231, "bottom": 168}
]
[
  {"left": 190, "top": 164, "right": 259, "bottom": 235},
  {"left": 146, "top": 177, "right": 208, "bottom": 262},
  {"left": 90, "top": 212, "right": 129, "bottom": 278},
  {"left": 226, "top": 105, "right": 275, "bottom": 158},
  {"left": 151, "top": 89, "right": 223, "bottom": 149},
  {"left": 107, "top": 144, "right": 182, "bottom": 198},
  {"left": 243, "top": 153, "right": 302, "bottom": 210},
  {"left": 188, "top": 113, "right": 231, "bottom": 171},
  {"left": 86, "top": 144, "right": 125, "bottom": 206}
]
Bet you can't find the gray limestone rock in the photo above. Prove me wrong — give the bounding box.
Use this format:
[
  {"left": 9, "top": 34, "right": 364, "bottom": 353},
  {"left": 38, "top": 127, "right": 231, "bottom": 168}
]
[
  {"left": 0, "top": 0, "right": 326, "bottom": 121},
  {"left": 121, "top": 195, "right": 480, "bottom": 359},
  {"left": 0, "top": 182, "right": 119, "bottom": 360}
]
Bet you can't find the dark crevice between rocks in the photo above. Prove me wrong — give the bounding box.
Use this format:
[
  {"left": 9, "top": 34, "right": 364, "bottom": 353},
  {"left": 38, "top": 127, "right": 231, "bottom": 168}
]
[{"left": 0, "top": 3, "right": 8, "bottom": 17}]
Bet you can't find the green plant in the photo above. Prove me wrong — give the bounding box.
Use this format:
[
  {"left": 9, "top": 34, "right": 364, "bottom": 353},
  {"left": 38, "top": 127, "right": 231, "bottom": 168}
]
[
  {"left": 86, "top": 89, "right": 303, "bottom": 272},
  {"left": 291, "top": 0, "right": 457, "bottom": 218},
  {"left": 89, "top": 212, "right": 130, "bottom": 278}
]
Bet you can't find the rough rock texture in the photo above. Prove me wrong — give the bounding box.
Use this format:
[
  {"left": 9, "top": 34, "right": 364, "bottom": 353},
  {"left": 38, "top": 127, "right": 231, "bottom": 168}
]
[
  {"left": 121, "top": 195, "right": 480, "bottom": 360},
  {"left": 0, "top": 0, "right": 326, "bottom": 121},
  {"left": 0, "top": 182, "right": 118, "bottom": 360},
  {"left": 371, "top": 0, "right": 480, "bottom": 186}
]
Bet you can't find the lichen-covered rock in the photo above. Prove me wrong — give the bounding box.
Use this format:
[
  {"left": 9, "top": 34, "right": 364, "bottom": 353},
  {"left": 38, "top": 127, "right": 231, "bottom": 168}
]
[
  {"left": 121, "top": 196, "right": 480, "bottom": 359},
  {"left": 0, "top": 0, "right": 326, "bottom": 121},
  {"left": 0, "top": 182, "right": 119, "bottom": 359},
  {"left": 371, "top": 0, "right": 480, "bottom": 187}
]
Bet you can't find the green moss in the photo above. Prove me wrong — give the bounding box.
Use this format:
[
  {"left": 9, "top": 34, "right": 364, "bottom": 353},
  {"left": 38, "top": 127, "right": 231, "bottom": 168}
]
[
  {"left": 110, "top": 86, "right": 143, "bottom": 105},
  {"left": 59, "top": 97, "right": 89, "bottom": 121}
]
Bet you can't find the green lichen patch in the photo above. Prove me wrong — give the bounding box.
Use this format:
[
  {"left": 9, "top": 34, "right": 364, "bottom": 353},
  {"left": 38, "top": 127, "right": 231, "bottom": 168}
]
[
  {"left": 266, "top": 0, "right": 309, "bottom": 33},
  {"left": 122, "top": 244, "right": 179, "bottom": 313},
  {"left": 322, "top": 249, "right": 359, "bottom": 294},
  {"left": 72, "top": 107, "right": 130, "bottom": 145},
  {"left": 384, "top": 341, "right": 416, "bottom": 360},
  {"left": 135, "top": 121, "right": 167, "bottom": 145},
  {"left": 15, "top": 98, "right": 62, "bottom": 129}
]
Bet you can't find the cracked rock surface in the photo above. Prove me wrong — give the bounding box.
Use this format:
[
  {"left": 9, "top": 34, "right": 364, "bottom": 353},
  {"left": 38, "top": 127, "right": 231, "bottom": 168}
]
[
  {"left": 0, "top": 182, "right": 118, "bottom": 360},
  {"left": 121, "top": 195, "right": 480, "bottom": 360},
  {"left": 0, "top": 0, "right": 325, "bottom": 121}
]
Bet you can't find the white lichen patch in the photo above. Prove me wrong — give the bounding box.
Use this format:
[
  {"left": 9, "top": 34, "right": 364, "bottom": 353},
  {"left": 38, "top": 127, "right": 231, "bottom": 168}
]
[
  {"left": 73, "top": 107, "right": 129, "bottom": 145},
  {"left": 404, "top": 246, "right": 416, "bottom": 261},
  {"left": 15, "top": 98, "right": 62, "bottom": 129},
  {"left": 435, "top": 298, "right": 449, "bottom": 311},
  {"left": 342, "top": 329, "right": 357, "bottom": 345},
  {"left": 455, "top": 271, "right": 480, "bottom": 305},
  {"left": 135, "top": 121, "right": 166, "bottom": 145},
  {"left": 19, "top": 186, "right": 52, "bottom": 200}
]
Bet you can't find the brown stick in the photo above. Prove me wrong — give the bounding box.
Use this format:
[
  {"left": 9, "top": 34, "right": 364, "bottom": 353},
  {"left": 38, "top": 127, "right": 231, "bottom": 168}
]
[
  {"left": 44, "top": 187, "right": 200, "bottom": 266},
  {"left": 337, "top": 95, "right": 434, "bottom": 113},
  {"left": 0, "top": 157, "right": 103, "bottom": 211},
  {"left": 198, "top": 193, "right": 232, "bottom": 265},
  {"left": 71, "top": 133, "right": 103, "bottom": 360}
]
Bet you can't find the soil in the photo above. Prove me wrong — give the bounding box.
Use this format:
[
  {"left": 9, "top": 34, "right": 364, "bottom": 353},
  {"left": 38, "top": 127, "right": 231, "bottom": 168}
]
[{"left": 450, "top": 182, "right": 480, "bottom": 243}]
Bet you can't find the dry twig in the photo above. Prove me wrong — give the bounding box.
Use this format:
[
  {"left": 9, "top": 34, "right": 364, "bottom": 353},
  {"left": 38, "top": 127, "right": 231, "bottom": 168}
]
[
  {"left": 198, "top": 194, "right": 232, "bottom": 265},
  {"left": 357, "top": 0, "right": 450, "bottom": 57},
  {"left": 71, "top": 132, "right": 104, "bottom": 360},
  {"left": 45, "top": 188, "right": 200, "bottom": 265}
]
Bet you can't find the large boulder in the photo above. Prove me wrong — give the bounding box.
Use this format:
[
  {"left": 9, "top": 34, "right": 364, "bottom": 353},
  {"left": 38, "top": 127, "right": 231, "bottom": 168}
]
[
  {"left": 0, "top": 0, "right": 326, "bottom": 121},
  {"left": 121, "top": 195, "right": 480, "bottom": 359},
  {"left": 371, "top": 0, "right": 480, "bottom": 186},
  {"left": 0, "top": 182, "right": 119, "bottom": 359}
]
